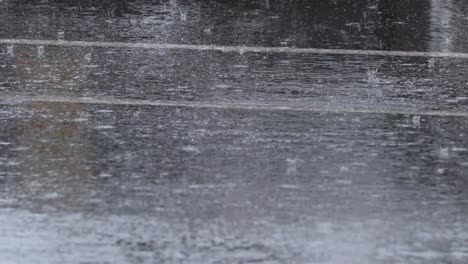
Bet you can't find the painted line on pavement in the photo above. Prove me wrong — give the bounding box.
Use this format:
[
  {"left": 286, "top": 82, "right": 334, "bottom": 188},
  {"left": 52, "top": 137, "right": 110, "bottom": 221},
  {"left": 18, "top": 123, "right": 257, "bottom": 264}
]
[
  {"left": 1, "top": 94, "right": 467, "bottom": 118},
  {"left": 2, "top": 38, "right": 468, "bottom": 59}
]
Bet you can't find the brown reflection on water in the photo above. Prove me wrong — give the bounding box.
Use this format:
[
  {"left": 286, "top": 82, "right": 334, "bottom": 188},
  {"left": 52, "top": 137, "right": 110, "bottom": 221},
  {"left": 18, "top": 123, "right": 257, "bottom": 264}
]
[{"left": 11, "top": 45, "right": 95, "bottom": 210}]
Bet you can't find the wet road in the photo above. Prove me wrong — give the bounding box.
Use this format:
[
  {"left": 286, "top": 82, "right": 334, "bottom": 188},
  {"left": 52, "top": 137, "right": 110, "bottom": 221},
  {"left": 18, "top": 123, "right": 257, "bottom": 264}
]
[{"left": 1, "top": 1, "right": 468, "bottom": 264}]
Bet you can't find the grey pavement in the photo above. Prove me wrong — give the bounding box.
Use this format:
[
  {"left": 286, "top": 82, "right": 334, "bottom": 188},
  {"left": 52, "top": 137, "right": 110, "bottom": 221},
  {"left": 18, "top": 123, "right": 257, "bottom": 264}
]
[{"left": 1, "top": 1, "right": 468, "bottom": 264}]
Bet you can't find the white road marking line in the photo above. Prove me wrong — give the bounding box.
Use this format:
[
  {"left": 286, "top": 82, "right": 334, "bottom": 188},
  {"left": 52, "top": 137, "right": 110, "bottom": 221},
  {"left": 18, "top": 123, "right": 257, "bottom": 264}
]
[
  {"left": 2, "top": 38, "right": 468, "bottom": 58},
  {"left": 1, "top": 94, "right": 467, "bottom": 118}
]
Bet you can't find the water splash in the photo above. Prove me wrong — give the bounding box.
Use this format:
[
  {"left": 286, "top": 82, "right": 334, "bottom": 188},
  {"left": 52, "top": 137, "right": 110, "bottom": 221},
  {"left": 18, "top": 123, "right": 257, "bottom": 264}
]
[
  {"left": 6, "top": 45, "right": 14, "bottom": 57},
  {"left": 37, "top": 46, "right": 44, "bottom": 58},
  {"left": 439, "top": 148, "right": 449, "bottom": 159},
  {"left": 445, "top": 35, "right": 453, "bottom": 46},
  {"left": 428, "top": 58, "right": 435, "bottom": 69},
  {"left": 366, "top": 68, "right": 379, "bottom": 84},
  {"left": 239, "top": 46, "right": 246, "bottom": 55},
  {"left": 179, "top": 9, "right": 187, "bottom": 22},
  {"left": 57, "top": 31, "right": 65, "bottom": 41},
  {"left": 84, "top": 53, "right": 92, "bottom": 63},
  {"left": 412, "top": 115, "right": 421, "bottom": 127},
  {"left": 203, "top": 27, "right": 212, "bottom": 35},
  {"left": 286, "top": 158, "right": 302, "bottom": 176}
]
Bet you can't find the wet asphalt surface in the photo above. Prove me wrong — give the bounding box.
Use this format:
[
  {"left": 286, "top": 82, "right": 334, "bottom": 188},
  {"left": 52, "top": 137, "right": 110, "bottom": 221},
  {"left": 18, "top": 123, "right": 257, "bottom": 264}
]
[{"left": 1, "top": 1, "right": 468, "bottom": 263}]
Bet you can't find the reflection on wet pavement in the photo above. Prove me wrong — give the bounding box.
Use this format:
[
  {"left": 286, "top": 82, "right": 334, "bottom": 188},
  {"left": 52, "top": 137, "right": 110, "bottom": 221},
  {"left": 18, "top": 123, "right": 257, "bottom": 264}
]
[
  {"left": 1, "top": 0, "right": 468, "bottom": 263},
  {"left": 0, "top": 0, "right": 467, "bottom": 52}
]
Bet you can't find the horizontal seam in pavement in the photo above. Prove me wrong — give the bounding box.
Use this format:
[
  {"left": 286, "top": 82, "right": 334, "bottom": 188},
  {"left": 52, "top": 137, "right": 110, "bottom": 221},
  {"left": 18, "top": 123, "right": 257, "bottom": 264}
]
[
  {"left": 1, "top": 94, "right": 467, "bottom": 118},
  {"left": 2, "top": 38, "right": 468, "bottom": 59}
]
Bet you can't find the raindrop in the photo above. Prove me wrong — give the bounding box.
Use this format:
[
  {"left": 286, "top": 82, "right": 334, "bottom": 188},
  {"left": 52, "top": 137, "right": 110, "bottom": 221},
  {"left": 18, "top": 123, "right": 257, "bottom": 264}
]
[
  {"left": 42, "top": 192, "right": 60, "bottom": 199},
  {"left": 94, "top": 125, "right": 114, "bottom": 130},
  {"left": 345, "top": 22, "right": 361, "bottom": 32},
  {"left": 181, "top": 145, "right": 200, "bottom": 154},
  {"left": 99, "top": 172, "right": 112, "bottom": 178},
  {"left": 452, "top": 147, "right": 468, "bottom": 152}
]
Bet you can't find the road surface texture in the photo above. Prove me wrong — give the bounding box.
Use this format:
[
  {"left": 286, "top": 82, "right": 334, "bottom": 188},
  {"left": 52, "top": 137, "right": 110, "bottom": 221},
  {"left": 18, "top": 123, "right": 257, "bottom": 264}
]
[{"left": 1, "top": 0, "right": 468, "bottom": 263}]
